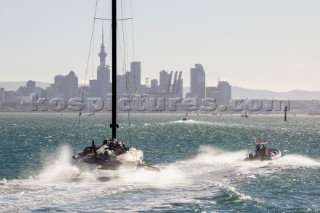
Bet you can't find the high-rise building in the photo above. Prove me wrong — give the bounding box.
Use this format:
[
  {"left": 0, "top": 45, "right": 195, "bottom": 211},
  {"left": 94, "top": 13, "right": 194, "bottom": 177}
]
[
  {"left": 130, "top": 61, "right": 141, "bottom": 93},
  {"left": 90, "top": 80, "right": 103, "bottom": 98},
  {"left": 190, "top": 64, "right": 206, "bottom": 101},
  {"left": 54, "top": 75, "right": 65, "bottom": 97},
  {"left": 206, "top": 86, "right": 221, "bottom": 105},
  {"left": 3, "top": 91, "right": 17, "bottom": 102},
  {"left": 169, "top": 71, "right": 183, "bottom": 97},
  {"left": 54, "top": 75, "right": 65, "bottom": 87},
  {"left": 177, "top": 78, "right": 183, "bottom": 98},
  {"left": 145, "top": 70, "right": 183, "bottom": 97},
  {"left": 26, "top": 80, "right": 36, "bottom": 90},
  {"left": 150, "top": 79, "right": 158, "bottom": 93},
  {"left": 217, "top": 81, "right": 231, "bottom": 105},
  {"left": 64, "top": 71, "right": 78, "bottom": 99},
  {"left": 97, "top": 29, "right": 110, "bottom": 98},
  {"left": 159, "top": 70, "right": 170, "bottom": 92},
  {"left": 117, "top": 73, "right": 129, "bottom": 96},
  {"left": 17, "top": 80, "right": 36, "bottom": 97}
]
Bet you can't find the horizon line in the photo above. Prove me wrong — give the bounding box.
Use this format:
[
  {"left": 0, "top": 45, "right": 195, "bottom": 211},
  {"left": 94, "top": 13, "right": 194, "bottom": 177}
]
[{"left": 1, "top": 80, "right": 320, "bottom": 93}]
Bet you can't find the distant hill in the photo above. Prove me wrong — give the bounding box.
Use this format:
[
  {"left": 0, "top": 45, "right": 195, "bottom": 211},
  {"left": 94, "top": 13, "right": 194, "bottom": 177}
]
[
  {"left": 1, "top": 82, "right": 319, "bottom": 100},
  {"left": 0, "top": 81, "right": 51, "bottom": 91},
  {"left": 183, "top": 86, "right": 320, "bottom": 100},
  {"left": 232, "top": 87, "right": 320, "bottom": 100}
]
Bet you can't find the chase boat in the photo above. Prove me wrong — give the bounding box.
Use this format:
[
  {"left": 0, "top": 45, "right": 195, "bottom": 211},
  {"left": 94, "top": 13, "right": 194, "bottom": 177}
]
[{"left": 244, "top": 139, "right": 281, "bottom": 161}]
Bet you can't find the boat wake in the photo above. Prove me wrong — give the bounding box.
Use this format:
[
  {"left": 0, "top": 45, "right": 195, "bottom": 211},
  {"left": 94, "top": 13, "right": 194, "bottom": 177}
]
[
  {"left": 170, "top": 119, "right": 199, "bottom": 124},
  {"left": 186, "top": 145, "right": 320, "bottom": 171},
  {"left": 118, "top": 165, "right": 189, "bottom": 188},
  {"left": 168, "top": 120, "right": 267, "bottom": 130},
  {"left": 37, "top": 145, "right": 81, "bottom": 182},
  {"left": 270, "top": 154, "right": 320, "bottom": 168},
  {"left": 1, "top": 145, "right": 319, "bottom": 212},
  {"left": 0, "top": 145, "right": 190, "bottom": 212}
]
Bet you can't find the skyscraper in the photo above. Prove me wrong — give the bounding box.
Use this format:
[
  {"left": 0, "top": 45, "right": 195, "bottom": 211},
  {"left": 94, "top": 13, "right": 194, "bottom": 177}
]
[
  {"left": 150, "top": 79, "right": 158, "bottom": 93},
  {"left": 54, "top": 75, "right": 65, "bottom": 97},
  {"left": 159, "top": 70, "right": 170, "bottom": 93},
  {"left": 90, "top": 79, "right": 103, "bottom": 98},
  {"left": 64, "top": 71, "right": 78, "bottom": 99},
  {"left": 177, "top": 78, "right": 183, "bottom": 98},
  {"left": 26, "top": 80, "right": 36, "bottom": 90},
  {"left": 117, "top": 73, "right": 128, "bottom": 96},
  {"left": 190, "top": 64, "right": 206, "bottom": 101},
  {"left": 206, "top": 86, "right": 221, "bottom": 105},
  {"left": 217, "top": 81, "right": 231, "bottom": 105},
  {"left": 130, "top": 61, "right": 141, "bottom": 93}
]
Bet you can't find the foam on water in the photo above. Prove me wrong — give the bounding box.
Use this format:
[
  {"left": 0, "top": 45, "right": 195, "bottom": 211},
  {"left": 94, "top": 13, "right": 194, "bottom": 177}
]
[
  {"left": 271, "top": 154, "right": 320, "bottom": 168},
  {"left": 0, "top": 144, "right": 194, "bottom": 212},
  {"left": 170, "top": 119, "right": 199, "bottom": 124},
  {"left": 221, "top": 186, "right": 253, "bottom": 201},
  {"left": 2, "top": 114, "right": 320, "bottom": 212},
  {"left": 37, "top": 145, "right": 81, "bottom": 182},
  {"left": 188, "top": 145, "right": 320, "bottom": 169},
  {"left": 180, "top": 145, "right": 268, "bottom": 177},
  {"left": 168, "top": 119, "right": 265, "bottom": 130},
  {"left": 0, "top": 145, "right": 223, "bottom": 212},
  {"left": 190, "top": 145, "right": 248, "bottom": 164},
  {"left": 1, "top": 144, "right": 320, "bottom": 212},
  {"left": 0, "top": 178, "right": 7, "bottom": 185},
  {"left": 118, "top": 164, "right": 190, "bottom": 188},
  {"left": 174, "top": 145, "right": 320, "bottom": 195}
]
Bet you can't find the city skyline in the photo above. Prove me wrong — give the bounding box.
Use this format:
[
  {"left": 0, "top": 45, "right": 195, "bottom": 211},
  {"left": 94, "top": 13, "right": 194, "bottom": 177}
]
[
  {"left": 0, "top": 43, "right": 233, "bottom": 108},
  {"left": 1, "top": 0, "right": 320, "bottom": 92}
]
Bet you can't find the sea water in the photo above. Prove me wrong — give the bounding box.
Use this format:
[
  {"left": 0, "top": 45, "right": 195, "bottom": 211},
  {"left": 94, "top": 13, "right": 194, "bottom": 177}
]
[{"left": 0, "top": 113, "right": 319, "bottom": 212}]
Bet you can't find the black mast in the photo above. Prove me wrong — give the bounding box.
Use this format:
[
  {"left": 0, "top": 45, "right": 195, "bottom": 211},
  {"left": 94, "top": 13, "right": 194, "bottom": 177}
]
[
  {"left": 284, "top": 106, "right": 288, "bottom": 122},
  {"left": 111, "top": 0, "right": 118, "bottom": 139}
]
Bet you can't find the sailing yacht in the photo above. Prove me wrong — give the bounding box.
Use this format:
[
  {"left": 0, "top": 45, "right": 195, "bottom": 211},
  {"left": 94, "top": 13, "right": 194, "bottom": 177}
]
[
  {"left": 241, "top": 108, "right": 249, "bottom": 118},
  {"left": 73, "top": 0, "right": 143, "bottom": 170},
  {"left": 182, "top": 113, "right": 188, "bottom": 121}
]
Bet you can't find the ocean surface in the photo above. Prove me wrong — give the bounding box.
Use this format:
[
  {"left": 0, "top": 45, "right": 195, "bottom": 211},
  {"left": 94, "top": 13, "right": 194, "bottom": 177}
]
[{"left": 0, "top": 113, "right": 320, "bottom": 212}]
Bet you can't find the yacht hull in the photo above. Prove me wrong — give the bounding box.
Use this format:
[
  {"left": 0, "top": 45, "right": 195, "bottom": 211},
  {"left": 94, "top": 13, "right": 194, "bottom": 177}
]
[{"left": 73, "top": 140, "right": 143, "bottom": 170}]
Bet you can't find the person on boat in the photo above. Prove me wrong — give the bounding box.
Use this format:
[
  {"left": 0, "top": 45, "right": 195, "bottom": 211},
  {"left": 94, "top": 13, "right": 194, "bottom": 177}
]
[
  {"left": 256, "top": 144, "right": 265, "bottom": 160},
  {"left": 253, "top": 145, "right": 259, "bottom": 158},
  {"left": 96, "top": 147, "right": 112, "bottom": 162},
  {"left": 113, "top": 140, "right": 128, "bottom": 155},
  {"left": 255, "top": 145, "right": 259, "bottom": 153},
  {"left": 109, "top": 140, "right": 116, "bottom": 150},
  {"left": 265, "top": 146, "right": 270, "bottom": 156},
  {"left": 248, "top": 153, "right": 254, "bottom": 160},
  {"left": 92, "top": 141, "right": 97, "bottom": 156},
  {"left": 103, "top": 139, "right": 109, "bottom": 145}
]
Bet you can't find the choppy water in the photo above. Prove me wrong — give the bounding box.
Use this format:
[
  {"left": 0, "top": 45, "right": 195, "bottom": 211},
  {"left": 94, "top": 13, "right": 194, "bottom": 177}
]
[{"left": 0, "top": 113, "right": 320, "bottom": 212}]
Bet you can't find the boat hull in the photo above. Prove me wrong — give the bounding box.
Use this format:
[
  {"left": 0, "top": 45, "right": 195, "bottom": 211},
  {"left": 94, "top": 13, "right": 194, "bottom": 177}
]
[
  {"left": 75, "top": 149, "right": 143, "bottom": 170},
  {"left": 73, "top": 140, "right": 144, "bottom": 170},
  {"left": 244, "top": 148, "right": 281, "bottom": 161}
]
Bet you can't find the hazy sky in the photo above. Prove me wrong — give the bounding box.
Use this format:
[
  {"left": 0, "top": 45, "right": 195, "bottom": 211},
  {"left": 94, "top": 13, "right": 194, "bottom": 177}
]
[{"left": 1, "top": 0, "right": 320, "bottom": 92}]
